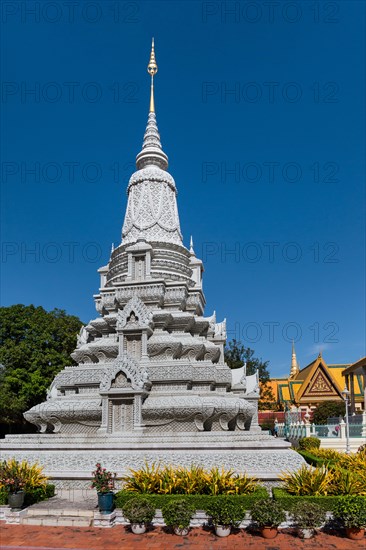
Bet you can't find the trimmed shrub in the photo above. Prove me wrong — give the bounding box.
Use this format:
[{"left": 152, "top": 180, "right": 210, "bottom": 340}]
[
  {"left": 161, "top": 499, "right": 195, "bottom": 529},
  {"left": 298, "top": 437, "right": 320, "bottom": 451},
  {"left": 290, "top": 501, "right": 326, "bottom": 529},
  {"left": 115, "top": 487, "right": 268, "bottom": 511},
  {"left": 297, "top": 450, "right": 326, "bottom": 467},
  {"left": 333, "top": 495, "right": 366, "bottom": 529},
  {"left": 250, "top": 498, "right": 286, "bottom": 527},
  {"left": 272, "top": 487, "right": 353, "bottom": 512},
  {"left": 0, "top": 487, "right": 7, "bottom": 505},
  {"left": 205, "top": 496, "right": 246, "bottom": 526},
  {"left": 24, "top": 484, "right": 55, "bottom": 506},
  {"left": 122, "top": 496, "right": 155, "bottom": 524}
]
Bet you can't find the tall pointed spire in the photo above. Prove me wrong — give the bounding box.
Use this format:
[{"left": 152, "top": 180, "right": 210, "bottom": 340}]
[
  {"left": 290, "top": 341, "right": 299, "bottom": 378},
  {"left": 147, "top": 38, "right": 157, "bottom": 113},
  {"left": 122, "top": 40, "right": 182, "bottom": 246},
  {"left": 136, "top": 39, "right": 168, "bottom": 171}
]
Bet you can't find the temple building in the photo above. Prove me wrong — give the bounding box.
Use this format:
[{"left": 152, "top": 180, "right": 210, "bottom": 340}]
[
  {"left": 1, "top": 41, "right": 305, "bottom": 486},
  {"left": 269, "top": 345, "right": 366, "bottom": 414}
]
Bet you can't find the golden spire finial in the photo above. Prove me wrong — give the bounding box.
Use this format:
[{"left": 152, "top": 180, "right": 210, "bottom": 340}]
[
  {"left": 290, "top": 341, "right": 299, "bottom": 378},
  {"left": 147, "top": 38, "right": 158, "bottom": 113}
]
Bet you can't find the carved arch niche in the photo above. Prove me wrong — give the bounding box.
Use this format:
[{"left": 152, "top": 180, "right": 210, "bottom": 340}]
[
  {"left": 116, "top": 297, "right": 153, "bottom": 359},
  {"left": 98, "top": 358, "right": 149, "bottom": 435}
]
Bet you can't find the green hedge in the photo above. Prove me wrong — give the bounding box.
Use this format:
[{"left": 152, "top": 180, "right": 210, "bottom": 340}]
[
  {"left": 0, "top": 487, "right": 7, "bottom": 505},
  {"left": 0, "top": 484, "right": 55, "bottom": 506},
  {"left": 115, "top": 486, "right": 268, "bottom": 511},
  {"left": 24, "top": 484, "right": 55, "bottom": 506},
  {"left": 297, "top": 450, "right": 328, "bottom": 467},
  {"left": 272, "top": 487, "right": 366, "bottom": 512}
]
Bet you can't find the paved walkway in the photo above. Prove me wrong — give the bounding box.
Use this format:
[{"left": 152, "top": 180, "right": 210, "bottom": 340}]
[{"left": 0, "top": 525, "right": 364, "bottom": 549}]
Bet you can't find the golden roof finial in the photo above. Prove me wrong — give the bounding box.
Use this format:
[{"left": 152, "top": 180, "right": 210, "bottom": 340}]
[{"left": 147, "top": 38, "right": 158, "bottom": 113}]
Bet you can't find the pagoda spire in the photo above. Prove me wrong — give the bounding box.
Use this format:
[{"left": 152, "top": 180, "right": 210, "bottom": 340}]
[
  {"left": 136, "top": 38, "right": 168, "bottom": 171},
  {"left": 290, "top": 341, "right": 299, "bottom": 378},
  {"left": 122, "top": 39, "right": 182, "bottom": 246},
  {"left": 148, "top": 38, "right": 157, "bottom": 113}
]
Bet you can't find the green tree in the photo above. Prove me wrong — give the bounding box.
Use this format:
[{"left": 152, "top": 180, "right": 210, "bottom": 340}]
[
  {"left": 0, "top": 304, "right": 83, "bottom": 427},
  {"left": 224, "top": 339, "right": 277, "bottom": 410},
  {"left": 312, "top": 400, "right": 346, "bottom": 425}
]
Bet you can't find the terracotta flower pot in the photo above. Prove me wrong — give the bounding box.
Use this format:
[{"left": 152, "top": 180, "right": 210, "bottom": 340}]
[
  {"left": 261, "top": 526, "right": 278, "bottom": 539},
  {"left": 345, "top": 527, "right": 365, "bottom": 540}
]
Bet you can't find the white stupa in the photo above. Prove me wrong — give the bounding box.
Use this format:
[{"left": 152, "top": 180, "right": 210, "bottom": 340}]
[{"left": 1, "top": 41, "right": 303, "bottom": 488}]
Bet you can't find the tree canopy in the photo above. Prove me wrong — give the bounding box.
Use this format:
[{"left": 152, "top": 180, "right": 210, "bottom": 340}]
[
  {"left": 0, "top": 304, "right": 83, "bottom": 426},
  {"left": 312, "top": 400, "right": 346, "bottom": 425},
  {"left": 224, "top": 339, "right": 278, "bottom": 410}
]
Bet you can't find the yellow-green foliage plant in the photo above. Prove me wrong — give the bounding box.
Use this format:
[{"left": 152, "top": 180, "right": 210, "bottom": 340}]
[
  {"left": 280, "top": 465, "right": 334, "bottom": 496},
  {"left": 338, "top": 452, "right": 366, "bottom": 473},
  {"left": 307, "top": 448, "right": 342, "bottom": 462},
  {"left": 122, "top": 462, "right": 162, "bottom": 494},
  {"left": 172, "top": 465, "right": 207, "bottom": 495},
  {"left": 122, "top": 463, "right": 258, "bottom": 495},
  {"left": 0, "top": 459, "right": 48, "bottom": 493},
  {"left": 307, "top": 447, "right": 366, "bottom": 474},
  {"left": 329, "top": 468, "right": 366, "bottom": 496},
  {"left": 205, "top": 467, "right": 237, "bottom": 496}
]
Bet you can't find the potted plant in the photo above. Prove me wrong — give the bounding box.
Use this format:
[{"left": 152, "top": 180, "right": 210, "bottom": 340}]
[
  {"left": 250, "top": 498, "right": 286, "bottom": 539},
  {"left": 122, "top": 496, "right": 155, "bottom": 534},
  {"left": 205, "top": 497, "right": 246, "bottom": 537},
  {"left": 290, "top": 501, "right": 326, "bottom": 538},
  {"left": 91, "top": 463, "right": 116, "bottom": 514},
  {"left": 161, "top": 498, "right": 195, "bottom": 535},
  {"left": 333, "top": 495, "right": 366, "bottom": 540},
  {"left": 0, "top": 460, "right": 25, "bottom": 510}
]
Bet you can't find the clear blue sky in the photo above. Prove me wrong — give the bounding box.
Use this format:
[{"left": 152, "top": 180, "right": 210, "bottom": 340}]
[{"left": 1, "top": 1, "right": 365, "bottom": 377}]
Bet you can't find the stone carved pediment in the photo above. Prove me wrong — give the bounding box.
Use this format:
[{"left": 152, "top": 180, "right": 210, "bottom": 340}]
[
  {"left": 116, "top": 297, "right": 153, "bottom": 331},
  {"left": 100, "top": 354, "right": 150, "bottom": 392},
  {"left": 111, "top": 372, "right": 132, "bottom": 389}
]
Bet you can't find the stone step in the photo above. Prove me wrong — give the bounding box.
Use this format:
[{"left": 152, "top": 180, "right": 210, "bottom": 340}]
[
  {"left": 21, "top": 514, "right": 92, "bottom": 527},
  {"left": 26, "top": 507, "right": 94, "bottom": 518}
]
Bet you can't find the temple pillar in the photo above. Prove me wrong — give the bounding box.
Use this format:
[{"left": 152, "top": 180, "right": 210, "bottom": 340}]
[
  {"left": 133, "top": 394, "right": 144, "bottom": 430},
  {"left": 350, "top": 373, "right": 356, "bottom": 414},
  {"left": 141, "top": 331, "right": 148, "bottom": 358},
  {"left": 118, "top": 333, "right": 124, "bottom": 356},
  {"left": 98, "top": 397, "right": 109, "bottom": 433}
]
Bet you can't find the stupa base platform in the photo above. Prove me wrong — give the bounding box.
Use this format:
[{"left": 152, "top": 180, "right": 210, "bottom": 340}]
[{"left": 0, "top": 431, "right": 304, "bottom": 489}]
